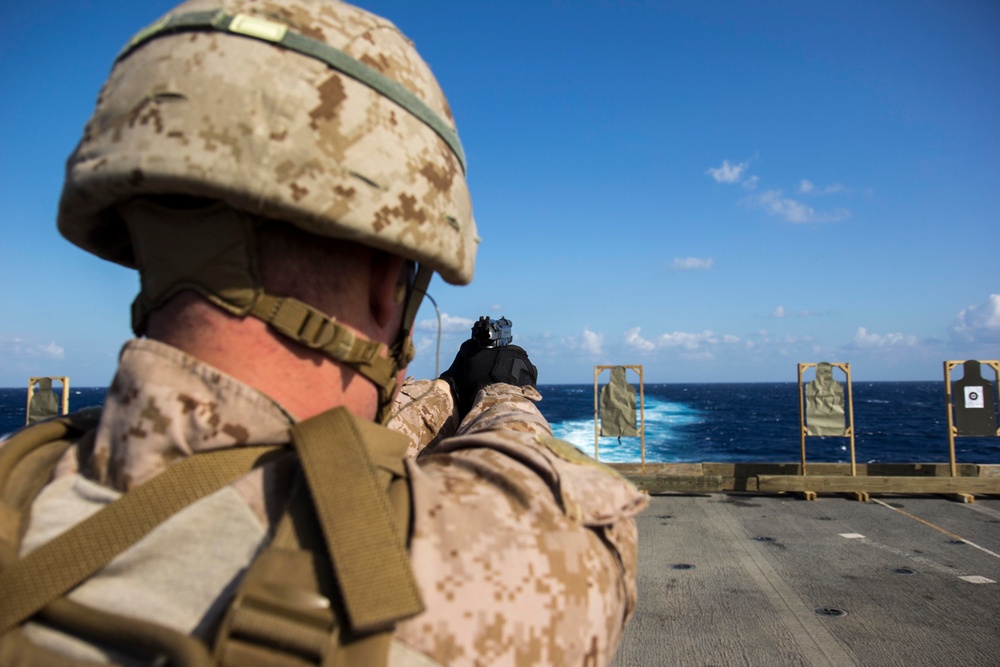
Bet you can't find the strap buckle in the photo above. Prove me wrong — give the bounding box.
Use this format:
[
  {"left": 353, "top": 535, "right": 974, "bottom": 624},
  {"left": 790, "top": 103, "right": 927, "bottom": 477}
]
[
  {"left": 216, "top": 575, "right": 337, "bottom": 665},
  {"left": 293, "top": 306, "right": 340, "bottom": 351},
  {"left": 230, "top": 580, "right": 334, "bottom": 630}
]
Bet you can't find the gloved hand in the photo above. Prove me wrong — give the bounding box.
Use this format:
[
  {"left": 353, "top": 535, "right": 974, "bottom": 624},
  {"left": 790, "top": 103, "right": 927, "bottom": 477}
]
[{"left": 440, "top": 340, "right": 538, "bottom": 418}]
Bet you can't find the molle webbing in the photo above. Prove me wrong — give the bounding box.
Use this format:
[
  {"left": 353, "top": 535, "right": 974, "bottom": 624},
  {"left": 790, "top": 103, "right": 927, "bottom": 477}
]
[
  {"left": 0, "top": 408, "right": 421, "bottom": 666},
  {"left": 216, "top": 409, "right": 420, "bottom": 666},
  {"left": 290, "top": 408, "right": 421, "bottom": 633},
  {"left": 116, "top": 10, "right": 466, "bottom": 173}
]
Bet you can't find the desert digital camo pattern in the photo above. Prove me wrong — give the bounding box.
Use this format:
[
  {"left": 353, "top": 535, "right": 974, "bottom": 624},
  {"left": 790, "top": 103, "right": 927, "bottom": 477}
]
[
  {"left": 58, "top": 0, "right": 477, "bottom": 285},
  {"left": 46, "top": 338, "right": 298, "bottom": 526},
  {"left": 399, "top": 430, "right": 646, "bottom": 665},
  {"left": 24, "top": 339, "right": 647, "bottom": 665},
  {"left": 390, "top": 378, "right": 461, "bottom": 457},
  {"left": 389, "top": 378, "right": 552, "bottom": 457}
]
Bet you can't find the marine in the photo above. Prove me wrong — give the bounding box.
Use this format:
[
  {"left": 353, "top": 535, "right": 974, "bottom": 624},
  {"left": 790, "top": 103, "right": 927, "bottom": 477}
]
[{"left": 0, "top": 1, "right": 647, "bottom": 665}]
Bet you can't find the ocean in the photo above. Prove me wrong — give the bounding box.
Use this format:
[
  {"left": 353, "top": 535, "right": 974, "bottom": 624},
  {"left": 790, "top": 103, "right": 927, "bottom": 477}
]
[
  {"left": 540, "top": 382, "right": 999, "bottom": 465},
  {"left": 2, "top": 382, "right": 998, "bottom": 464}
]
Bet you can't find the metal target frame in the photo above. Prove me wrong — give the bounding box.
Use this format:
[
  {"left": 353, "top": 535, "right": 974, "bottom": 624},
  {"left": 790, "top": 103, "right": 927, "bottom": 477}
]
[
  {"left": 797, "top": 362, "right": 856, "bottom": 477},
  {"left": 593, "top": 365, "right": 645, "bottom": 473},
  {"left": 943, "top": 360, "right": 1000, "bottom": 477},
  {"left": 25, "top": 376, "right": 70, "bottom": 425}
]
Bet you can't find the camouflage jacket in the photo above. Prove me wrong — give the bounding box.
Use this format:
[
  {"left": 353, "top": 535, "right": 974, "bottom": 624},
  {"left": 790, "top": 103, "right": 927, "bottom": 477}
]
[{"left": 18, "top": 338, "right": 647, "bottom": 666}]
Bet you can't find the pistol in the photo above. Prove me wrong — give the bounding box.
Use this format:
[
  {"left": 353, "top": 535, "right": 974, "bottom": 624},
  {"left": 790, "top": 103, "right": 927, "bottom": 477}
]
[{"left": 471, "top": 316, "right": 513, "bottom": 348}]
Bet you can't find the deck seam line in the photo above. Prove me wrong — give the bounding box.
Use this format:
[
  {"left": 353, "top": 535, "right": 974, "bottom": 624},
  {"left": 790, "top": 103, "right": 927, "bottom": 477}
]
[{"left": 707, "top": 500, "right": 858, "bottom": 667}]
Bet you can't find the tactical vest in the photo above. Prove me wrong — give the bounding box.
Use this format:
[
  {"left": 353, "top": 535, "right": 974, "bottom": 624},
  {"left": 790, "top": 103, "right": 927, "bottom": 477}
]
[{"left": 0, "top": 407, "right": 428, "bottom": 666}]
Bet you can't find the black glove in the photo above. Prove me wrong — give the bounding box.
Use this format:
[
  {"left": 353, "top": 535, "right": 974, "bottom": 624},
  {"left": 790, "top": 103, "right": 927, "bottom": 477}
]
[{"left": 440, "top": 340, "right": 538, "bottom": 418}]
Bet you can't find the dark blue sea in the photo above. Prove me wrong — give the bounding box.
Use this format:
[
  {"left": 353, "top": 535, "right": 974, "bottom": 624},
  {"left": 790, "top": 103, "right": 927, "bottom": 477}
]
[
  {"left": 537, "top": 382, "right": 1000, "bottom": 465},
  {"left": 2, "top": 382, "right": 998, "bottom": 464}
]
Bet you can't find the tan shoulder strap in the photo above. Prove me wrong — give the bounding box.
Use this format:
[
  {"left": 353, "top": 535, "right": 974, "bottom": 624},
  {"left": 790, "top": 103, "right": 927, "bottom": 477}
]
[
  {"left": 0, "top": 411, "right": 100, "bottom": 567},
  {"left": 0, "top": 407, "right": 420, "bottom": 665},
  {"left": 291, "top": 408, "right": 422, "bottom": 633},
  {"left": 36, "top": 597, "right": 213, "bottom": 667},
  {"left": 0, "top": 443, "right": 284, "bottom": 635},
  {"left": 0, "top": 411, "right": 100, "bottom": 507},
  {"left": 0, "top": 410, "right": 99, "bottom": 479},
  {"left": 215, "top": 407, "right": 421, "bottom": 667}
]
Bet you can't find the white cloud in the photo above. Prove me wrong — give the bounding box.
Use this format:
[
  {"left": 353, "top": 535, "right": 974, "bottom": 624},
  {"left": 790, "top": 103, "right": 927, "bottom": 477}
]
[
  {"left": 952, "top": 294, "right": 1000, "bottom": 343},
  {"left": 851, "top": 327, "right": 917, "bottom": 348},
  {"left": 750, "top": 189, "right": 849, "bottom": 224},
  {"left": 40, "top": 342, "right": 65, "bottom": 359},
  {"left": 655, "top": 329, "right": 740, "bottom": 351},
  {"left": 657, "top": 331, "right": 711, "bottom": 350},
  {"left": 742, "top": 330, "right": 816, "bottom": 353},
  {"left": 416, "top": 312, "right": 474, "bottom": 334},
  {"left": 414, "top": 336, "right": 435, "bottom": 355},
  {"left": 706, "top": 160, "right": 749, "bottom": 184},
  {"left": 711, "top": 159, "right": 855, "bottom": 221},
  {"left": 624, "top": 327, "right": 655, "bottom": 352},
  {"left": 0, "top": 338, "right": 65, "bottom": 360},
  {"left": 755, "top": 190, "right": 818, "bottom": 223},
  {"left": 800, "top": 179, "right": 846, "bottom": 195},
  {"left": 671, "top": 257, "right": 713, "bottom": 271},
  {"left": 582, "top": 328, "right": 604, "bottom": 355},
  {"left": 618, "top": 327, "right": 743, "bottom": 357},
  {"left": 771, "top": 305, "right": 827, "bottom": 318}
]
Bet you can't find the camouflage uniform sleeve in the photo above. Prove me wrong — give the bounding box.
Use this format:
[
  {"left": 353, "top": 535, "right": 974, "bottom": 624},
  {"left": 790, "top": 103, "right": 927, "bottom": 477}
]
[
  {"left": 457, "top": 383, "right": 553, "bottom": 439},
  {"left": 400, "top": 429, "right": 647, "bottom": 666},
  {"left": 388, "top": 378, "right": 461, "bottom": 458},
  {"left": 388, "top": 380, "right": 551, "bottom": 457}
]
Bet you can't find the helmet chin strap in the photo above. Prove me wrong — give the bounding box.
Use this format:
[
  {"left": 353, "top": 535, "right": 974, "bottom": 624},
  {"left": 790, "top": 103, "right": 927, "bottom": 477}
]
[
  {"left": 249, "top": 265, "right": 429, "bottom": 423},
  {"left": 247, "top": 291, "right": 404, "bottom": 424},
  {"left": 123, "top": 199, "right": 429, "bottom": 424}
]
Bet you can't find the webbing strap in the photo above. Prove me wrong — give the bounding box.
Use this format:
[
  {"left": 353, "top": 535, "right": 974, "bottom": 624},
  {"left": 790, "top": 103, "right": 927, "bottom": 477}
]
[
  {"left": 290, "top": 408, "right": 422, "bottom": 633},
  {"left": 0, "top": 444, "right": 284, "bottom": 635},
  {"left": 250, "top": 294, "right": 378, "bottom": 366},
  {"left": 249, "top": 293, "right": 401, "bottom": 417},
  {"left": 116, "top": 10, "right": 466, "bottom": 173},
  {"left": 0, "top": 418, "right": 81, "bottom": 487},
  {"left": 39, "top": 597, "right": 213, "bottom": 667}
]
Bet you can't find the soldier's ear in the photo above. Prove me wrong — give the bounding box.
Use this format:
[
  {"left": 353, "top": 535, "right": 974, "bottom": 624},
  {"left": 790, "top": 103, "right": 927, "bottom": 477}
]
[{"left": 369, "top": 252, "right": 408, "bottom": 332}]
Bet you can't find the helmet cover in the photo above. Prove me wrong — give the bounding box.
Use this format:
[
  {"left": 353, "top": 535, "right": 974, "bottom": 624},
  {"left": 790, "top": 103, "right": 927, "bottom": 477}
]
[{"left": 58, "top": 0, "right": 477, "bottom": 285}]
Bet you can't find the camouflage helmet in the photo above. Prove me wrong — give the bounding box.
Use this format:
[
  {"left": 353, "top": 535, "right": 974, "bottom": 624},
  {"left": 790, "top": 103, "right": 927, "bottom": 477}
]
[{"left": 57, "top": 0, "right": 477, "bottom": 286}]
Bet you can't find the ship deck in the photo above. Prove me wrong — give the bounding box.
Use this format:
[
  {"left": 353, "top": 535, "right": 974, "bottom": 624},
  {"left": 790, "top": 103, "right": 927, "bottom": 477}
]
[{"left": 608, "top": 472, "right": 1000, "bottom": 666}]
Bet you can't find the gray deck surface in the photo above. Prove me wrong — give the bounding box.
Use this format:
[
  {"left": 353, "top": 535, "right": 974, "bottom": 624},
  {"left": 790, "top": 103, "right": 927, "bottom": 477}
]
[{"left": 611, "top": 493, "right": 1000, "bottom": 667}]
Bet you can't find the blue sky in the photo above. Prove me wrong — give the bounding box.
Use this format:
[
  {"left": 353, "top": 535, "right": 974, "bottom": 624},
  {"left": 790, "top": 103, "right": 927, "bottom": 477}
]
[{"left": 1, "top": 0, "right": 998, "bottom": 387}]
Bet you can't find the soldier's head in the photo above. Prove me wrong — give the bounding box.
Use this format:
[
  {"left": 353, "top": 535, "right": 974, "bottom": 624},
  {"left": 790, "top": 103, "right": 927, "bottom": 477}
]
[{"left": 57, "top": 0, "right": 478, "bottom": 421}]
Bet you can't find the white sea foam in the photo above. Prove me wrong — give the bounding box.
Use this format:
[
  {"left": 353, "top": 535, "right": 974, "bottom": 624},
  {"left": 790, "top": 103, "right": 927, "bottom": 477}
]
[{"left": 551, "top": 397, "right": 702, "bottom": 463}]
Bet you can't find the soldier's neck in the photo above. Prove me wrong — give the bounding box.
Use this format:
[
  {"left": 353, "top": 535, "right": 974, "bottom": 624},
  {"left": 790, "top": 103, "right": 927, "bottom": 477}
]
[{"left": 145, "top": 293, "right": 378, "bottom": 422}]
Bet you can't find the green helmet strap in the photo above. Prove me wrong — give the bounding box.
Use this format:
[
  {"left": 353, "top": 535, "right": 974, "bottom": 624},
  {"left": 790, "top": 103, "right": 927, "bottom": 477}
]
[{"left": 122, "top": 199, "right": 412, "bottom": 421}]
